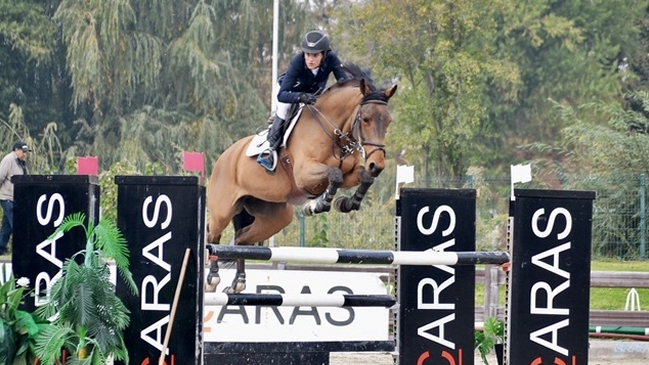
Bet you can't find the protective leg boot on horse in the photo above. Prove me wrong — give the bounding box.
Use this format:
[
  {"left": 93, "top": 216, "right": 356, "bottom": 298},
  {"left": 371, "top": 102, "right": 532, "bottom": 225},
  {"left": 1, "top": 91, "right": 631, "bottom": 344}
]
[{"left": 257, "top": 115, "right": 285, "bottom": 172}]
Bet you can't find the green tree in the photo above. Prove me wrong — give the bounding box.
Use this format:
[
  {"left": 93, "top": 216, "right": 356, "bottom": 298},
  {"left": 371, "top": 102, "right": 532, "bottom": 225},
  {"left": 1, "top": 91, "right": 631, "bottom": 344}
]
[
  {"left": 51, "top": 0, "right": 309, "bottom": 172},
  {"left": 0, "top": 0, "right": 59, "bottom": 138},
  {"left": 529, "top": 91, "right": 649, "bottom": 258},
  {"left": 533, "top": 91, "right": 649, "bottom": 177},
  {"left": 335, "top": 0, "right": 520, "bottom": 182},
  {"left": 483, "top": 0, "right": 645, "bottom": 174}
]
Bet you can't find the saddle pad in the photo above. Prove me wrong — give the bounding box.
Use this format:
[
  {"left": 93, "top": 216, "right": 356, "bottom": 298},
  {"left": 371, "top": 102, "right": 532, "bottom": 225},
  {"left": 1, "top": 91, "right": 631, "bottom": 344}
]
[{"left": 245, "top": 108, "right": 304, "bottom": 157}]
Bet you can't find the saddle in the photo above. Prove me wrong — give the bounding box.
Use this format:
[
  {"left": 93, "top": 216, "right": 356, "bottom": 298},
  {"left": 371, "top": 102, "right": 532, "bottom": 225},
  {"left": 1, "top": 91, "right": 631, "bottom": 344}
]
[{"left": 245, "top": 105, "right": 304, "bottom": 157}]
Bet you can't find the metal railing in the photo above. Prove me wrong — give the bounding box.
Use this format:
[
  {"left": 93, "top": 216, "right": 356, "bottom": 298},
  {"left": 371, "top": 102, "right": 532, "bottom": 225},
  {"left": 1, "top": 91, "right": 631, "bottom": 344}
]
[{"left": 262, "top": 173, "right": 649, "bottom": 261}]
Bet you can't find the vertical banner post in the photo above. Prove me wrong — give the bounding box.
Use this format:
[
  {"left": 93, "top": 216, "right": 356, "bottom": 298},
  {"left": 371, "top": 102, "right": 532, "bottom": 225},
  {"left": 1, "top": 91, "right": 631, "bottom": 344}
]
[
  {"left": 507, "top": 189, "right": 595, "bottom": 365},
  {"left": 115, "top": 176, "right": 205, "bottom": 365},
  {"left": 397, "top": 188, "right": 476, "bottom": 365},
  {"left": 12, "top": 175, "right": 100, "bottom": 312}
]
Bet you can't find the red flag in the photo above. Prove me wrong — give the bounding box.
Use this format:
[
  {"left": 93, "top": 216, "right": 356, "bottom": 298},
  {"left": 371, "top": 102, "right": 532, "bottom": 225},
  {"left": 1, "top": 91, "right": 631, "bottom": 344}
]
[
  {"left": 77, "top": 156, "right": 99, "bottom": 176},
  {"left": 183, "top": 151, "right": 205, "bottom": 177}
]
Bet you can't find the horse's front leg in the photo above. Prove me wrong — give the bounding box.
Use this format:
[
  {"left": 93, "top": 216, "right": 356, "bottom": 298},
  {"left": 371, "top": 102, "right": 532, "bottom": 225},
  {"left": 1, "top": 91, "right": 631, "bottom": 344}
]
[
  {"left": 334, "top": 167, "right": 374, "bottom": 213},
  {"left": 302, "top": 168, "right": 343, "bottom": 216}
]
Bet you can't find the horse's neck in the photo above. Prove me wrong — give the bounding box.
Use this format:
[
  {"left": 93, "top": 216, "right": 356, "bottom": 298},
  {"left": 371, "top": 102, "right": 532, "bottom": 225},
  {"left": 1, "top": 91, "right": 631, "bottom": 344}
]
[{"left": 319, "top": 89, "right": 361, "bottom": 130}]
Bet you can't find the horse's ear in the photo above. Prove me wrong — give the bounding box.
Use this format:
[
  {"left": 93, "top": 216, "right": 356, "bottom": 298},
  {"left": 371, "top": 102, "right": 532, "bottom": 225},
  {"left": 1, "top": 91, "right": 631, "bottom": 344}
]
[
  {"left": 360, "top": 79, "right": 371, "bottom": 95},
  {"left": 385, "top": 85, "right": 397, "bottom": 100}
]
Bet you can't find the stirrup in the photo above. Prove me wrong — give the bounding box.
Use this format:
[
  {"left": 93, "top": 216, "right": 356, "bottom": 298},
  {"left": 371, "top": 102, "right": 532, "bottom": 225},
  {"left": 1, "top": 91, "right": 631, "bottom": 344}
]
[{"left": 257, "top": 149, "right": 278, "bottom": 171}]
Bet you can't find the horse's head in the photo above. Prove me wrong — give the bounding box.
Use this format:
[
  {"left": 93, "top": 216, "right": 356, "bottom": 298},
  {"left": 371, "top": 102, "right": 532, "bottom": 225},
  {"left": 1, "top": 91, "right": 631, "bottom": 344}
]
[{"left": 354, "top": 79, "right": 398, "bottom": 177}]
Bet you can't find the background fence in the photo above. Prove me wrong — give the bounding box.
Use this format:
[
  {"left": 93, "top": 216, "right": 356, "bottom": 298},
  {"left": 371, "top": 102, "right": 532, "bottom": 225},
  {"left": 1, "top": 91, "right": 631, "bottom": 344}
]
[{"left": 252, "top": 171, "right": 648, "bottom": 261}]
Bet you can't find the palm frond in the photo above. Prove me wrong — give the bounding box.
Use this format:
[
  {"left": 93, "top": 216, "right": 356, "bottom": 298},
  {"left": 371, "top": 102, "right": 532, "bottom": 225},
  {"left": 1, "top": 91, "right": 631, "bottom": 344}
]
[
  {"left": 92, "top": 218, "right": 128, "bottom": 264},
  {"left": 33, "top": 324, "right": 76, "bottom": 365},
  {"left": 92, "top": 219, "right": 139, "bottom": 295},
  {"left": 47, "top": 212, "right": 88, "bottom": 242}
]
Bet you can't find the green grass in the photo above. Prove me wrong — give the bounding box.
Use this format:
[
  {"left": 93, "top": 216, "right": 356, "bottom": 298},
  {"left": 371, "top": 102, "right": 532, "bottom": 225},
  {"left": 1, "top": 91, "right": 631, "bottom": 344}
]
[
  {"left": 476, "top": 260, "right": 649, "bottom": 311},
  {"left": 591, "top": 260, "right": 649, "bottom": 272},
  {"left": 591, "top": 260, "right": 649, "bottom": 310}
]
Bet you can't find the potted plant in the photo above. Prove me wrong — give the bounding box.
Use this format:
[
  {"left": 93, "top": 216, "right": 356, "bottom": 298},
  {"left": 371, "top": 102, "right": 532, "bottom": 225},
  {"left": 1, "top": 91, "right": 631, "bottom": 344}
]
[
  {"left": 33, "top": 212, "right": 138, "bottom": 364},
  {"left": 0, "top": 265, "right": 50, "bottom": 365},
  {"left": 474, "top": 316, "right": 505, "bottom": 365}
]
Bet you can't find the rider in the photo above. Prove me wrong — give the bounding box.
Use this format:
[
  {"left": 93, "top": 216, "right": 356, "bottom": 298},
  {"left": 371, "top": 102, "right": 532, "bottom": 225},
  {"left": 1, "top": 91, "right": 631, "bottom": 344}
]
[{"left": 257, "top": 30, "right": 349, "bottom": 172}]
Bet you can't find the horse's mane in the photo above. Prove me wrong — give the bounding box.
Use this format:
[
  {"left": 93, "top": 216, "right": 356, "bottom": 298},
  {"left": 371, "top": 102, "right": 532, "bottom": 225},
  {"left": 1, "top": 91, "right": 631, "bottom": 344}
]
[
  {"left": 325, "top": 63, "right": 376, "bottom": 93},
  {"left": 322, "top": 63, "right": 391, "bottom": 104}
]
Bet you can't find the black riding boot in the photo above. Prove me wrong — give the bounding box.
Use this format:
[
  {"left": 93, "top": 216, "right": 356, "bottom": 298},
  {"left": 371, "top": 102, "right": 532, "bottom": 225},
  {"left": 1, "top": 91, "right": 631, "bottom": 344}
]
[
  {"left": 257, "top": 116, "right": 285, "bottom": 171},
  {"left": 266, "top": 116, "right": 285, "bottom": 149}
]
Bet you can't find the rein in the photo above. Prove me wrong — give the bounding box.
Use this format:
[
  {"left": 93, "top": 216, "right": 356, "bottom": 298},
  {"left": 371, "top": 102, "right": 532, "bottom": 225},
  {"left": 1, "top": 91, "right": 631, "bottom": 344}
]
[{"left": 306, "top": 97, "right": 388, "bottom": 165}]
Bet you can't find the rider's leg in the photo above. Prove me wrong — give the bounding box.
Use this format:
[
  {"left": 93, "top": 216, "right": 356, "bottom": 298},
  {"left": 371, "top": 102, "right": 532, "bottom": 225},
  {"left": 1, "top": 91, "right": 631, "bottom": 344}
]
[
  {"left": 267, "top": 115, "right": 285, "bottom": 149},
  {"left": 258, "top": 102, "right": 291, "bottom": 171}
]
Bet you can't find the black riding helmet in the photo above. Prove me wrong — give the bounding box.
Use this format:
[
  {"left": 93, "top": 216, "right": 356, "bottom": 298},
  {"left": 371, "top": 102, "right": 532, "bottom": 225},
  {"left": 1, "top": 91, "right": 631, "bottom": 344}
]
[{"left": 301, "top": 30, "right": 330, "bottom": 54}]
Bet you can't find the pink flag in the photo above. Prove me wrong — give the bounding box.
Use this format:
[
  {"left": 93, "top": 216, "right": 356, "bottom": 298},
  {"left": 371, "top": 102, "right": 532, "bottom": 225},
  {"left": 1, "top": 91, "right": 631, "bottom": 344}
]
[
  {"left": 183, "top": 151, "right": 205, "bottom": 177},
  {"left": 77, "top": 156, "right": 99, "bottom": 176}
]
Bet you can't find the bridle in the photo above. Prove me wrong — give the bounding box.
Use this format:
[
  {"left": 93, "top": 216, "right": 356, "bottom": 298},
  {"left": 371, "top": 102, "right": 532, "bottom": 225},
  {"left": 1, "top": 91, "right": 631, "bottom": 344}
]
[
  {"left": 351, "top": 99, "right": 388, "bottom": 161},
  {"left": 306, "top": 93, "right": 388, "bottom": 165}
]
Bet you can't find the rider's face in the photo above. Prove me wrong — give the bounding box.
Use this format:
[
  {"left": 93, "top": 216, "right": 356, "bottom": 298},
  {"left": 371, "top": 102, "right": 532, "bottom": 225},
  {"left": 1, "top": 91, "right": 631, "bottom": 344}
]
[{"left": 304, "top": 52, "right": 324, "bottom": 70}]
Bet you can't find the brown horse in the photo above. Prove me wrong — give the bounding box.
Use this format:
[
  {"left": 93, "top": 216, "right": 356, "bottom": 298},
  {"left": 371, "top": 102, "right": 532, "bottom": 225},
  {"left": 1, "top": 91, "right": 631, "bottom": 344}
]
[{"left": 206, "top": 64, "right": 397, "bottom": 293}]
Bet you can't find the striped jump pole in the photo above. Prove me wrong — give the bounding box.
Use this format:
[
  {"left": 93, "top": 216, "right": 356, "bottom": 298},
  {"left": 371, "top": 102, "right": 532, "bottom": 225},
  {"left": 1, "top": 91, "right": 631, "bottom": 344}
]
[
  {"left": 206, "top": 244, "right": 510, "bottom": 266},
  {"left": 205, "top": 293, "right": 397, "bottom": 308}
]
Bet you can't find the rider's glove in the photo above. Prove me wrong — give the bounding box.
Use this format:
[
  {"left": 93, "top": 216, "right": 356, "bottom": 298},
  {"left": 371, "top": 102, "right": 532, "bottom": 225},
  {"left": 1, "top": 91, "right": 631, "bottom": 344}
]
[{"left": 299, "top": 93, "right": 317, "bottom": 105}]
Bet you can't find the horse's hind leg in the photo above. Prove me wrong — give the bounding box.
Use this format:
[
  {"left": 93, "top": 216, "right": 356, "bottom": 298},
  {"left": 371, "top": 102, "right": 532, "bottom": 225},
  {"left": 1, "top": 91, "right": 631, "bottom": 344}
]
[
  {"left": 223, "top": 258, "right": 247, "bottom": 294},
  {"left": 222, "top": 211, "right": 256, "bottom": 294},
  {"left": 205, "top": 216, "right": 228, "bottom": 293},
  {"left": 335, "top": 167, "right": 375, "bottom": 213},
  {"left": 222, "top": 203, "right": 294, "bottom": 294},
  {"left": 302, "top": 168, "right": 343, "bottom": 216},
  {"left": 205, "top": 200, "right": 240, "bottom": 292}
]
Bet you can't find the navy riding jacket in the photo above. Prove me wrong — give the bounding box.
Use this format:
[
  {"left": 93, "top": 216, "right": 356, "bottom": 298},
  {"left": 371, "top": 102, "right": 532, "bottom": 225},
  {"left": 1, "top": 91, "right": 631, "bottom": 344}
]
[{"left": 277, "top": 51, "right": 348, "bottom": 104}]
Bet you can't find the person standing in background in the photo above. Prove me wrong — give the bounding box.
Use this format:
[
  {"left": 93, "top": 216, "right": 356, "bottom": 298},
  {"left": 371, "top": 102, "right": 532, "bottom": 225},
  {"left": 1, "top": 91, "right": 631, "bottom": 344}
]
[{"left": 0, "top": 141, "right": 30, "bottom": 255}]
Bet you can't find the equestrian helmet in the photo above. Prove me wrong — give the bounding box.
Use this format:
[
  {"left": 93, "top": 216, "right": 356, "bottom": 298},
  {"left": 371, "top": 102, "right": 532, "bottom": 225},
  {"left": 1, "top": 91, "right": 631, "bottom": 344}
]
[{"left": 301, "top": 30, "right": 330, "bottom": 54}]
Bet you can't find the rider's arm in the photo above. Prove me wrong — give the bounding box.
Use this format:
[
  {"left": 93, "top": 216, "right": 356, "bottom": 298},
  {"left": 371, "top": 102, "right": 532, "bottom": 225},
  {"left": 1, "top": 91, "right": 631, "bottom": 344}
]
[{"left": 277, "top": 54, "right": 304, "bottom": 104}]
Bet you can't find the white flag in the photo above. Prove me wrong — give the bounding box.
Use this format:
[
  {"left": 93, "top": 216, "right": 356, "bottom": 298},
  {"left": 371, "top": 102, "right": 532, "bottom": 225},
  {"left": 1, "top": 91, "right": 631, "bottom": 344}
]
[
  {"left": 510, "top": 163, "right": 532, "bottom": 201},
  {"left": 396, "top": 165, "right": 414, "bottom": 184},
  {"left": 395, "top": 164, "right": 415, "bottom": 199},
  {"left": 510, "top": 164, "right": 532, "bottom": 184}
]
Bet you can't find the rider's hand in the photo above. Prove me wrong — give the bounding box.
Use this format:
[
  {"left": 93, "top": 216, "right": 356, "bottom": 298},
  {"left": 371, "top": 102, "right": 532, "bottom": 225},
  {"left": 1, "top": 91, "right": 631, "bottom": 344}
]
[{"left": 299, "top": 93, "right": 317, "bottom": 105}]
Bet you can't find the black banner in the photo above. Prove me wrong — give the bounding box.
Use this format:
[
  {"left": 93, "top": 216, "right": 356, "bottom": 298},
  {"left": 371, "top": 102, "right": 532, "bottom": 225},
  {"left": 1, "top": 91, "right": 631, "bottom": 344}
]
[
  {"left": 508, "top": 189, "right": 595, "bottom": 365},
  {"left": 12, "top": 175, "right": 100, "bottom": 312},
  {"left": 398, "top": 188, "right": 476, "bottom": 365},
  {"left": 115, "top": 176, "right": 205, "bottom": 365}
]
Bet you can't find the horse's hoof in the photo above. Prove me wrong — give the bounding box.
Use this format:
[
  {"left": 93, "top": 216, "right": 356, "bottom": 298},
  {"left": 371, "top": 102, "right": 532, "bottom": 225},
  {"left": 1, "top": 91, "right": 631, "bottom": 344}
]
[
  {"left": 333, "top": 197, "right": 347, "bottom": 212},
  {"left": 233, "top": 281, "right": 246, "bottom": 293},
  {"left": 223, "top": 284, "right": 246, "bottom": 294},
  {"left": 334, "top": 196, "right": 358, "bottom": 213},
  {"left": 205, "top": 283, "right": 218, "bottom": 292},
  {"left": 207, "top": 273, "right": 220, "bottom": 285},
  {"left": 302, "top": 201, "right": 316, "bottom": 216},
  {"left": 204, "top": 274, "right": 220, "bottom": 292}
]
